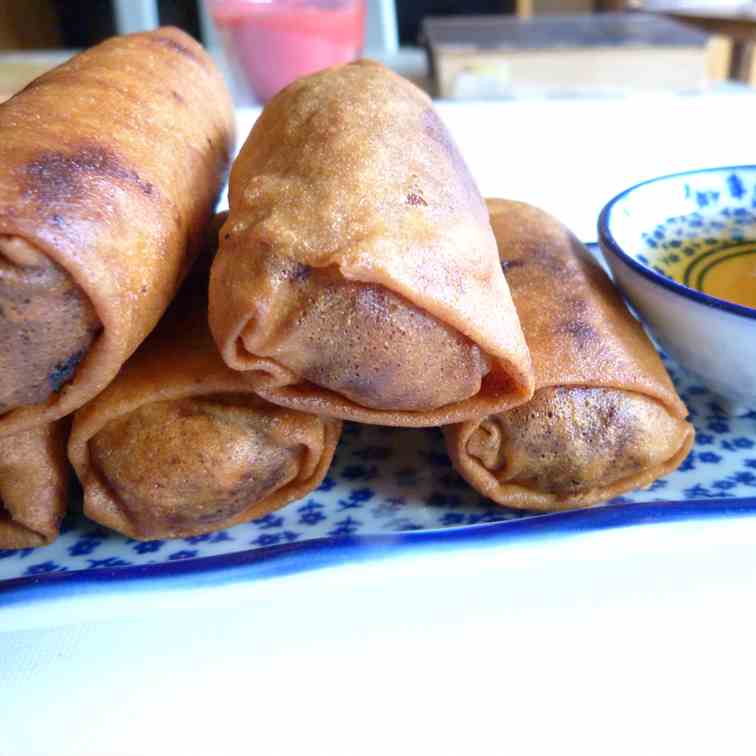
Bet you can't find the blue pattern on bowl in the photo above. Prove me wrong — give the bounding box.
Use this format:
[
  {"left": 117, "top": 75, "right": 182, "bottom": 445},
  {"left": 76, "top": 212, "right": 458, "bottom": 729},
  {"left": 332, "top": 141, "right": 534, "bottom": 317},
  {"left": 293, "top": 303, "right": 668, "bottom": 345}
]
[
  {"left": 599, "top": 166, "right": 756, "bottom": 409},
  {"left": 601, "top": 166, "right": 756, "bottom": 319}
]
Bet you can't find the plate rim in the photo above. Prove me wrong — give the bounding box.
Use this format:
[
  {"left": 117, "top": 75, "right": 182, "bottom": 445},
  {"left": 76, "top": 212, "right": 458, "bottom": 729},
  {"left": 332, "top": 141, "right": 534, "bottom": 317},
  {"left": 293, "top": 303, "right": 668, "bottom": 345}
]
[{"left": 3, "top": 496, "right": 756, "bottom": 608}]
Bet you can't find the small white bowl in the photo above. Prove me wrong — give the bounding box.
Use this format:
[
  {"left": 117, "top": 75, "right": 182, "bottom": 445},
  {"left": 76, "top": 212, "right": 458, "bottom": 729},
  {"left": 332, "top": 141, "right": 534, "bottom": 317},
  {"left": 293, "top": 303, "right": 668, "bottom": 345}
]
[{"left": 598, "top": 165, "right": 756, "bottom": 414}]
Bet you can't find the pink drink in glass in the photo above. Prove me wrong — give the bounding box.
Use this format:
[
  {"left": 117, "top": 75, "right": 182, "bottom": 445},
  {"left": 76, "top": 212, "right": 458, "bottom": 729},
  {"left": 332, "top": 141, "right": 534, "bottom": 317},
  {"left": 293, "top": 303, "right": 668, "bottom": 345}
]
[{"left": 208, "top": 0, "right": 365, "bottom": 102}]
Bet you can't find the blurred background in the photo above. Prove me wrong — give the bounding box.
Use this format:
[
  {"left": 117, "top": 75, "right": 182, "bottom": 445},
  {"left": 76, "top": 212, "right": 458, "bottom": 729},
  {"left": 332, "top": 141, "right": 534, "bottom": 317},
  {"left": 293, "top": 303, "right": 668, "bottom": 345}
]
[{"left": 1, "top": 1, "right": 755, "bottom": 103}]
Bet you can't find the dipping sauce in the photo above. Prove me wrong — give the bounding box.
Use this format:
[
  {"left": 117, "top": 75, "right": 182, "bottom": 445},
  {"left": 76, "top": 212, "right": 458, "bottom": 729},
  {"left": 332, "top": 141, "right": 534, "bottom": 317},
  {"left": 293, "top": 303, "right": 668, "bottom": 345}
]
[
  {"left": 208, "top": 0, "right": 365, "bottom": 102},
  {"left": 650, "top": 235, "right": 756, "bottom": 309}
]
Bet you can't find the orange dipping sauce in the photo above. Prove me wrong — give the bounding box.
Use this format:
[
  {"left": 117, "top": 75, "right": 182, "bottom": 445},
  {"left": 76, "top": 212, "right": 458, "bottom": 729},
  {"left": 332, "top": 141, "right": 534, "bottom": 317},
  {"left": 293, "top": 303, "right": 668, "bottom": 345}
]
[{"left": 652, "top": 238, "right": 756, "bottom": 310}]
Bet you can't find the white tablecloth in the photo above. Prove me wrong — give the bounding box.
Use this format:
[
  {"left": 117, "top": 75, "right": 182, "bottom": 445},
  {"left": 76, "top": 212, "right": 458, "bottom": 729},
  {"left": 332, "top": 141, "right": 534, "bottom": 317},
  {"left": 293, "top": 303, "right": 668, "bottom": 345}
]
[{"left": 3, "top": 92, "right": 756, "bottom": 756}]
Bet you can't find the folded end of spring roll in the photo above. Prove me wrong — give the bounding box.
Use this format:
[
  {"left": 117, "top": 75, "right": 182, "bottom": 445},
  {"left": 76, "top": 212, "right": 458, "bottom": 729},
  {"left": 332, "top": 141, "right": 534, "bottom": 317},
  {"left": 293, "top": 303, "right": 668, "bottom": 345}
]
[
  {"left": 211, "top": 248, "right": 531, "bottom": 426},
  {"left": 209, "top": 60, "right": 533, "bottom": 427},
  {"left": 69, "top": 268, "right": 342, "bottom": 541},
  {"left": 444, "top": 199, "right": 694, "bottom": 511},
  {"left": 0, "top": 27, "right": 234, "bottom": 437},
  {"left": 0, "top": 237, "right": 100, "bottom": 417},
  {"left": 79, "top": 395, "right": 340, "bottom": 540},
  {"left": 446, "top": 388, "right": 695, "bottom": 511},
  {"left": 0, "top": 421, "right": 69, "bottom": 548}
]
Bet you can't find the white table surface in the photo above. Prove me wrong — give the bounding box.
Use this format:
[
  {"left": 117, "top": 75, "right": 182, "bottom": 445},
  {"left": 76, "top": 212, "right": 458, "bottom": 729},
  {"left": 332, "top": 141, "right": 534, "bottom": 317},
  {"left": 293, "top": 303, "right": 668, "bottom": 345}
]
[{"left": 4, "top": 92, "right": 756, "bottom": 756}]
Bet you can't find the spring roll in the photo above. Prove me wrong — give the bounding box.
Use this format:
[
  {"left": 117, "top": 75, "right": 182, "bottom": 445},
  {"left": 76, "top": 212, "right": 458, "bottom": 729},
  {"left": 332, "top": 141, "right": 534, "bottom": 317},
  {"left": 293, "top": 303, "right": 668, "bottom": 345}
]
[
  {"left": 445, "top": 200, "right": 694, "bottom": 511},
  {"left": 0, "top": 27, "right": 234, "bottom": 436},
  {"left": 0, "top": 421, "right": 69, "bottom": 549},
  {"left": 69, "top": 233, "right": 342, "bottom": 540},
  {"left": 209, "top": 60, "right": 533, "bottom": 427}
]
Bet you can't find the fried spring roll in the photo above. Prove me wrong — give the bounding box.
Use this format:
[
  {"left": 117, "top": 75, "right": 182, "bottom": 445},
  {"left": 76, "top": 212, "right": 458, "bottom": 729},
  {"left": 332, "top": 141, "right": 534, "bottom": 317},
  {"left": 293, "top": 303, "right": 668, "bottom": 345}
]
[
  {"left": 0, "top": 27, "right": 234, "bottom": 436},
  {"left": 210, "top": 60, "right": 533, "bottom": 427},
  {"left": 69, "top": 248, "right": 342, "bottom": 540},
  {"left": 0, "top": 421, "right": 69, "bottom": 549},
  {"left": 445, "top": 200, "right": 695, "bottom": 511}
]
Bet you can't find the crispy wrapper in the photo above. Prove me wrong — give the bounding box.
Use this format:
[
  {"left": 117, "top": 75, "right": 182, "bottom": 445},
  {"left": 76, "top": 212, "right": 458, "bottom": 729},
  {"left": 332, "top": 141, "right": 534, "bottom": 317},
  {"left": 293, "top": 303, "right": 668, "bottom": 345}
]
[
  {"left": 69, "top": 241, "right": 342, "bottom": 540},
  {"left": 445, "top": 199, "right": 694, "bottom": 511},
  {"left": 0, "top": 421, "right": 69, "bottom": 549},
  {"left": 0, "top": 27, "right": 234, "bottom": 436},
  {"left": 209, "top": 60, "right": 533, "bottom": 427}
]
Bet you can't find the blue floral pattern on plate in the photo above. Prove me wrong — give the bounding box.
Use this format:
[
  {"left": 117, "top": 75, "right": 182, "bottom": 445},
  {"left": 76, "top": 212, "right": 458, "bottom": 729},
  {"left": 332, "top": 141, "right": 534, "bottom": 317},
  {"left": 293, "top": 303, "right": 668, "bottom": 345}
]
[{"left": 1, "top": 355, "right": 755, "bottom": 583}]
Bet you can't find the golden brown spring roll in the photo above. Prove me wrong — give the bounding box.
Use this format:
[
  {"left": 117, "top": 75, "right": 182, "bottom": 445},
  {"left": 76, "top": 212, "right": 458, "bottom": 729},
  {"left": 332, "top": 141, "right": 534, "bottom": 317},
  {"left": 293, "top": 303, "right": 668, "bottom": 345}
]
[
  {"left": 69, "top": 249, "right": 342, "bottom": 540},
  {"left": 0, "top": 27, "right": 234, "bottom": 436},
  {"left": 445, "top": 199, "right": 695, "bottom": 511},
  {"left": 0, "top": 421, "right": 69, "bottom": 549},
  {"left": 209, "top": 60, "right": 533, "bottom": 427}
]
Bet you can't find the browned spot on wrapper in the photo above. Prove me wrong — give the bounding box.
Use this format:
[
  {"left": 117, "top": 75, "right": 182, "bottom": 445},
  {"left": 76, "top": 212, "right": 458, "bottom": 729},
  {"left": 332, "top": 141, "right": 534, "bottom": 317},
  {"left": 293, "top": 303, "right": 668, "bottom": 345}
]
[
  {"left": 559, "top": 319, "right": 598, "bottom": 349},
  {"left": 534, "top": 247, "right": 570, "bottom": 277},
  {"left": 285, "top": 263, "right": 312, "bottom": 282},
  {"left": 22, "top": 145, "right": 154, "bottom": 204},
  {"left": 501, "top": 259, "right": 524, "bottom": 273},
  {"left": 151, "top": 34, "right": 203, "bottom": 64}
]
